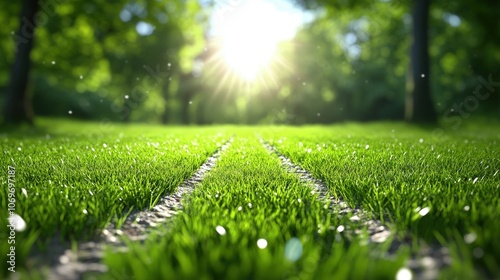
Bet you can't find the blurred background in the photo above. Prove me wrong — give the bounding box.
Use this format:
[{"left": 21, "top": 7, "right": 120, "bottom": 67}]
[{"left": 1, "top": 0, "right": 499, "bottom": 125}]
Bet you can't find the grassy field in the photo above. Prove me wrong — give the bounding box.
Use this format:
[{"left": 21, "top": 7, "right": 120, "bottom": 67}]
[{"left": 1, "top": 119, "right": 499, "bottom": 279}]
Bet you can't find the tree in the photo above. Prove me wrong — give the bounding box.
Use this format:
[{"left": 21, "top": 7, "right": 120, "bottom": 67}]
[
  {"left": 3, "top": 0, "right": 39, "bottom": 124},
  {"left": 2, "top": 0, "right": 206, "bottom": 124},
  {"left": 405, "top": 0, "right": 436, "bottom": 123},
  {"left": 293, "top": 0, "right": 437, "bottom": 123}
]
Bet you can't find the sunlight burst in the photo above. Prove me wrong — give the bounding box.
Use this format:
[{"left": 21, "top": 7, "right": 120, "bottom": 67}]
[
  {"left": 216, "top": 1, "right": 291, "bottom": 81},
  {"left": 221, "top": 25, "right": 278, "bottom": 81}
]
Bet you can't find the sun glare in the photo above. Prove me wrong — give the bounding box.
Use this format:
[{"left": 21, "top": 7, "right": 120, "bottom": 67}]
[
  {"left": 221, "top": 29, "right": 277, "bottom": 80},
  {"left": 216, "top": 1, "right": 292, "bottom": 81}
]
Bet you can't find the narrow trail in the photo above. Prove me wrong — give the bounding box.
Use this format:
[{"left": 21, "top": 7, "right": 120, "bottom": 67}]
[
  {"left": 260, "top": 138, "right": 392, "bottom": 243},
  {"left": 27, "top": 138, "right": 233, "bottom": 280},
  {"left": 260, "top": 137, "right": 451, "bottom": 280}
]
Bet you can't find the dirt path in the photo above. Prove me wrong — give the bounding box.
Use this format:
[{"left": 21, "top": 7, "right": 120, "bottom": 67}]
[
  {"left": 23, "top": 138, "right": 233, "bottom": 280},
  {"left": 260, "top": 137, "right": 451, "bottom": 280}
]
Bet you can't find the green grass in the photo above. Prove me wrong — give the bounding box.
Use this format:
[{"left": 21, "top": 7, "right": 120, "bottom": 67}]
[
  {"left": 0, "top": 119, "right": 230, "bottom": 275},
  {"left": 101, "top": 133, "right": 406, "bottom": 280},
  {"left": 1, "top": 119, "right": 499, "bottom": 279},
  {"left": 260, "top": 123, "right": 500, "bottom": 278}
]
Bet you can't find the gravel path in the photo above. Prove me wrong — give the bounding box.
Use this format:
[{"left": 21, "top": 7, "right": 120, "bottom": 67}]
[
  {"left": 22, "top": 138, "right": 233, "bottom": 280},
  {"left": 260, "top": 138, "right": 451, "bottom": 280}
]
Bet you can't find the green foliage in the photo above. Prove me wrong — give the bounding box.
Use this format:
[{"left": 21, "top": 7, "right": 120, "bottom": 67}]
[
  {"left": 1, "top": 0, "right": 206, "bottom": 123},
  {"left": 1, "top": 0, "right": 498, "bottom": 124},
  {"left": 32, "top": 76, "right": 118, "bottom": 120},
  {"left": 286, "top": 0, "right": 499, "bottom": 123}
]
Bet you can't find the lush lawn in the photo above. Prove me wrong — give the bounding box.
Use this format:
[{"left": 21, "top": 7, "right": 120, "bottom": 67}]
[
  {"left": 101, "top": 133, "right": 405, "bottom": 280},
  {"left": 1, "top": 119, "right": 498, "bottom": 279},
  {"left": 0, "top": 119, "right": 230, "bottom": 276},
  {"left": 260, "top": 123, "right": 500, "bottom": 278}
]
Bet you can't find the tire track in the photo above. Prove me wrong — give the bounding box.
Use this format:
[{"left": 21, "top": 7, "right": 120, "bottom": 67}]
[
  {"left": 26, "top": 137, "right": 233, "bottom": 280},
  {"left": 260, "top": 138, "right": 451, "bottom": 280}
]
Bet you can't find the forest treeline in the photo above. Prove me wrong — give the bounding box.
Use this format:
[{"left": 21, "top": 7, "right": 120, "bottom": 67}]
[{"left": 1, "top": 0, "right": 498, "bottom": 125}]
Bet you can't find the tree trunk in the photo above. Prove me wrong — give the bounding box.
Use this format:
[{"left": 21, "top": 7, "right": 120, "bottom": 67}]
[
  {"left": 3, "top": 0, "right": 39, "bottom": 124},
  {"left": 405, "top": 0, "right": 437, "bottom": 123}
]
